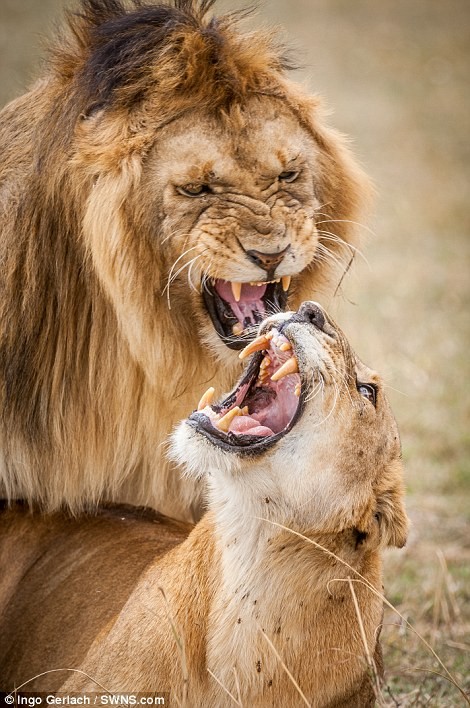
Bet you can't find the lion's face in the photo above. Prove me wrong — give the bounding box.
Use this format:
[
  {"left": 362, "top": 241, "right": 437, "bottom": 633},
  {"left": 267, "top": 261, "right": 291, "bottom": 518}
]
[
  {"left": 141, "top": 97, "right": 321, "bottom": 354},
  {"left": 74, "top": 3, "right": 369, "bottom": 379},
  {"left": 172, "top": 302, "right": 408, "bottom": 545}
]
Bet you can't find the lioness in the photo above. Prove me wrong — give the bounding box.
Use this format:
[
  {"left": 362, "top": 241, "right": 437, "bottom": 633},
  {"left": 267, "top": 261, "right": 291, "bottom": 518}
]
[
  {"left": 0, "top": 0, "right": 370, "bottom": 520},
  {"left": 0, "top": 303, "right": 408, "bottom": 706}
]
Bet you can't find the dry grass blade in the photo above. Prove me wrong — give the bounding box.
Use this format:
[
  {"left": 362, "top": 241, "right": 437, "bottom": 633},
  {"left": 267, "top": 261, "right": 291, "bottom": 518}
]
[
  {"left": 257, "top": 518, "right": 470, "bottom": 706},
  {"left": 232, "top": 666, "right": 244, "bottom": 708},
  {"left": 258, "top": 625, "right": 312, "bottom": 708},
  {"left": 437, "top": 548, "right": 461, "bottom": 621},
  {"left": 207, "top": 668, "right": 242, "bottom": 706},
  {"left": 400, "top": 666, "right": 470, "bottom": 691},
  {"left": 432, "top": 553, "right": 445, "bottom": 637},
  {"left": 8, "top": 668, "right": 111, "bottom": 693},
  {"left": 445, "top": 640, "right": 470, "bottom": 652},
  {"left": 347, "top": 577, "right": 384, "bottom": 706},
  {"left": 334, "top": 253, "right": 355, "bottom": 297}
]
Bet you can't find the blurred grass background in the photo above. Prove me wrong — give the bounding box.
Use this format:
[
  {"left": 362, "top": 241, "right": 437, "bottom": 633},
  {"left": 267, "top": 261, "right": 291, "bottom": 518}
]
[{"left": 0, "top": 0, "right": 468, "bottom": 704}]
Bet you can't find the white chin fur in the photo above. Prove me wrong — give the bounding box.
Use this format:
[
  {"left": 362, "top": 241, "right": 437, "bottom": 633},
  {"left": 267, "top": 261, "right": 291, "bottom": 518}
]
[{"left": 169, "top": 420, "right": 240, "bottom": 480}]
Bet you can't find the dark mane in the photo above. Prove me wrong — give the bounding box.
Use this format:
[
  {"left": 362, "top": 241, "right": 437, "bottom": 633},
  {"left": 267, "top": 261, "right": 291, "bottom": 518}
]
[{"left": 49, "top": 0, "right": 295, "bottom": 114}]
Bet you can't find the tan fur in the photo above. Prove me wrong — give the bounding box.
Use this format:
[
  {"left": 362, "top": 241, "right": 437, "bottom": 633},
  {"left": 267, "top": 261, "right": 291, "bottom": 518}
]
[
  {"left": 0, "top": 305, "right": 407, "bottom": 706},
  {"left": 0, "top": 0, "right": 371, "bottom": 520}
]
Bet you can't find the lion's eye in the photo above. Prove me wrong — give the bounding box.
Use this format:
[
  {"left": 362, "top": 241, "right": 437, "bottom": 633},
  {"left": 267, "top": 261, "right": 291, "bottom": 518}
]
[
  {"left": 357, "top": 383, "right": 377, "bottom": 406},
  {"left": 279, "top": 170, "right": 300, "bottom": 183},
  {"left": 176, "top": 184, "right": 211, "bottom": 197}
]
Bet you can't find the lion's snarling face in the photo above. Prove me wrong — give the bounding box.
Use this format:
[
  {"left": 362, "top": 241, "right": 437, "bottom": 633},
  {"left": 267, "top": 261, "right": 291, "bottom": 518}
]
[
  {"left": 140, "top": 98, "right": 320, "bottom": 351},
  {"left": 69, "top": 0, "right": 369, "bottom": 370}
]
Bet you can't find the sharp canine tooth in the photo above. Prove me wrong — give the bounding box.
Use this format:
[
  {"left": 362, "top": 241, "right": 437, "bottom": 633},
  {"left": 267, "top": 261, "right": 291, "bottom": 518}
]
[
  {"left": 242, "top": 406, "right": 249, "bottom": 414},
  {"left": 281, "top": 276, "right": 291, "bottom": 292},
  {"left": 295, "top": 383, "right": 301, "bottom": 397},
  {"left": 232, "top": 323, "right": 244, "bottom": 336},
  {"left": 279, "top": 342, "right": 292, "bottom": 352},
  {"left": 198, "top": 386, "right": 215, "bottom": 410},
  {"left": 271, "top": 356, "right": 299, "bottom": 382},
  {"left": 238, "top": 334, "right": 270, "bottom": 360},
  {"left": 217, "top": 406, "right": 242, "bottom": 432},
  {"left": 231, "top": 282, "right": 242, "bottom": 302}
]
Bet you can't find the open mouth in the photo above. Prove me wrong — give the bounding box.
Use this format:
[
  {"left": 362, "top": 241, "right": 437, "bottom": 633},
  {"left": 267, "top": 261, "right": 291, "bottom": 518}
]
[
  {"left": 187, "top": 326, "right": 303, "bottom": 453},
  {"left": 202, "top": 277, "right": 291, "bottom": 350}
]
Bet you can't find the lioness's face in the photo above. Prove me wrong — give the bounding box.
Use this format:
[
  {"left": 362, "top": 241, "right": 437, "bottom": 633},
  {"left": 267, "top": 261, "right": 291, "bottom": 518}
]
[
  {"left": 172, "top": 302, "right": 407, "bottom": 540},
  {"left": 148, "top": 97, "right": 321, "bottom": 352}
]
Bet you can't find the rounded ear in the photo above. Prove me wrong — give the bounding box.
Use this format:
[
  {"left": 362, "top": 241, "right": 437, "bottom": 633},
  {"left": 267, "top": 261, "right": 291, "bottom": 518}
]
[
  {"left": 352, "top": 513, "right": 381, "bottom": 553},
  {"left": 375, "top": 461, "right": 409, "bottom": 549}
]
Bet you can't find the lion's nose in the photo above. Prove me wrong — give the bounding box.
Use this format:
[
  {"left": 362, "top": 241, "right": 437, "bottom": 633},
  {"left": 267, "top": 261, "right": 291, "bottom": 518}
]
[
  {"left": 297, "top": 301, "right": 326, "bottom": 331},
  {"left": 245, "top": 244, "right": 291, "bottom": 276}
]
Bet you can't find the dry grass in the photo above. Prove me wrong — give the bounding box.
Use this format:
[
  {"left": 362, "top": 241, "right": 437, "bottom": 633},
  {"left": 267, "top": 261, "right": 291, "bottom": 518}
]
[{"left": 0, "top": 0, "right": 469, "bottom": 704}]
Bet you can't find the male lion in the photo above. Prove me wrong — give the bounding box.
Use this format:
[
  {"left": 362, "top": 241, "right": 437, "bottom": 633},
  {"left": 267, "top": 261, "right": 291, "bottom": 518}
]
[{"left": 0, "top": 0, "right": 370, "bottom": 520}]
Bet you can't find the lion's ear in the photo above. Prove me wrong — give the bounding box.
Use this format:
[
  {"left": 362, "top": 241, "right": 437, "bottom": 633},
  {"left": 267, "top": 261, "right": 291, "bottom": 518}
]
[{"left": 376, "top": 461, "right": 409, "bottom": 549}]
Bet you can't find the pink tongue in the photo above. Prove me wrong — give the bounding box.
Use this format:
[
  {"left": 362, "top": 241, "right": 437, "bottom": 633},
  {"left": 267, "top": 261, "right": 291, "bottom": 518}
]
[
  {"left": 216, "top": 280, "right": 267, "bottom": 303},
  {"left": 228, "top": 414, "right": 273, "bottom": 437},
  {"left": 215, "top": 280, "right": 267, "bottom": 327}
]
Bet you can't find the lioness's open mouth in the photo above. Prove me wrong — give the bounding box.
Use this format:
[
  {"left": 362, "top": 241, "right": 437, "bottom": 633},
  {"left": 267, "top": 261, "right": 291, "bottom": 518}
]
[
  {"left": 202, "top": 277, "right": 291, "bottom": 349},
  {"left": 188, "top": 326, "right": 303, "bottom": 453}
]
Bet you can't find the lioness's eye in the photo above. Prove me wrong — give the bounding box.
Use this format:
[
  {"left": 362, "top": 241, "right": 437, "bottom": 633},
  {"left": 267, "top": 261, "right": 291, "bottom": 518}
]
[
  {"left": 357, "top": 383, "right": 377, "bottom": 406},
  {"left": 279, "top": 170, "right": 300, "bottom": 183},
  {"left": 176, "top": 184, "right": 211, "bottom": 197}
]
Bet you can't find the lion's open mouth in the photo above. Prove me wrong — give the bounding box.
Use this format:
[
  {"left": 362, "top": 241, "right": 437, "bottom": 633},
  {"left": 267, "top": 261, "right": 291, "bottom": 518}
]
[
  {"left": 187, "top": 327, "right": 303, "bottom": 453},
  {"left": 202, "top": 278, "right": 291, "bottom": 350}
]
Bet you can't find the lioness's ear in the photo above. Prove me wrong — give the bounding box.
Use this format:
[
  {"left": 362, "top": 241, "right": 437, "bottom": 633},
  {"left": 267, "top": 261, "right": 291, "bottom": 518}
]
[{"left": 376, "top": 461, "right": 409, "bottom": 549}]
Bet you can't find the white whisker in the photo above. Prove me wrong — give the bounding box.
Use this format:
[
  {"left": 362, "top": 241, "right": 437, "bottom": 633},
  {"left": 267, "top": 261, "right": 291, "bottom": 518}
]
[
  {"left": 165, "top": 245, "right": 200, "bottom": 286},
  {"left": 326, "top": 362, "right": 355, "bottom": 407},
  {"left": 315, "top": 216, "right": 377, "bottom": 239},
  {"left": 317, "top": 231, "right": 370, "bottom": 268},
  {"left": 164, "top": 248, "right": 208, "bottom": 309},
  {"left": 304, "top": 376, "right": 340, "bottom": 429},
  {"left": 315, "top": 243, "right": 345, "bottom": 271},
  {"left": 201, "top": 261, "right": 215, "bottom": 295},
  {"left": 160, "top": 228, "right": 194, "bottom": 246},
  {"left": 187, "top": 258, "right": 201, "bottom": 293}
]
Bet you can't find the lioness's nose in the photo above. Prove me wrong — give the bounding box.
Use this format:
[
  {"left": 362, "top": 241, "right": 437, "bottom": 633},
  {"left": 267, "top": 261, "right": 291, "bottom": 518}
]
[
  {"left": 245, "top": 244, "right": 291, "bottom": 275},
  {"left": 297, "top": 301, "right": 326, "bottom": 331}
]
